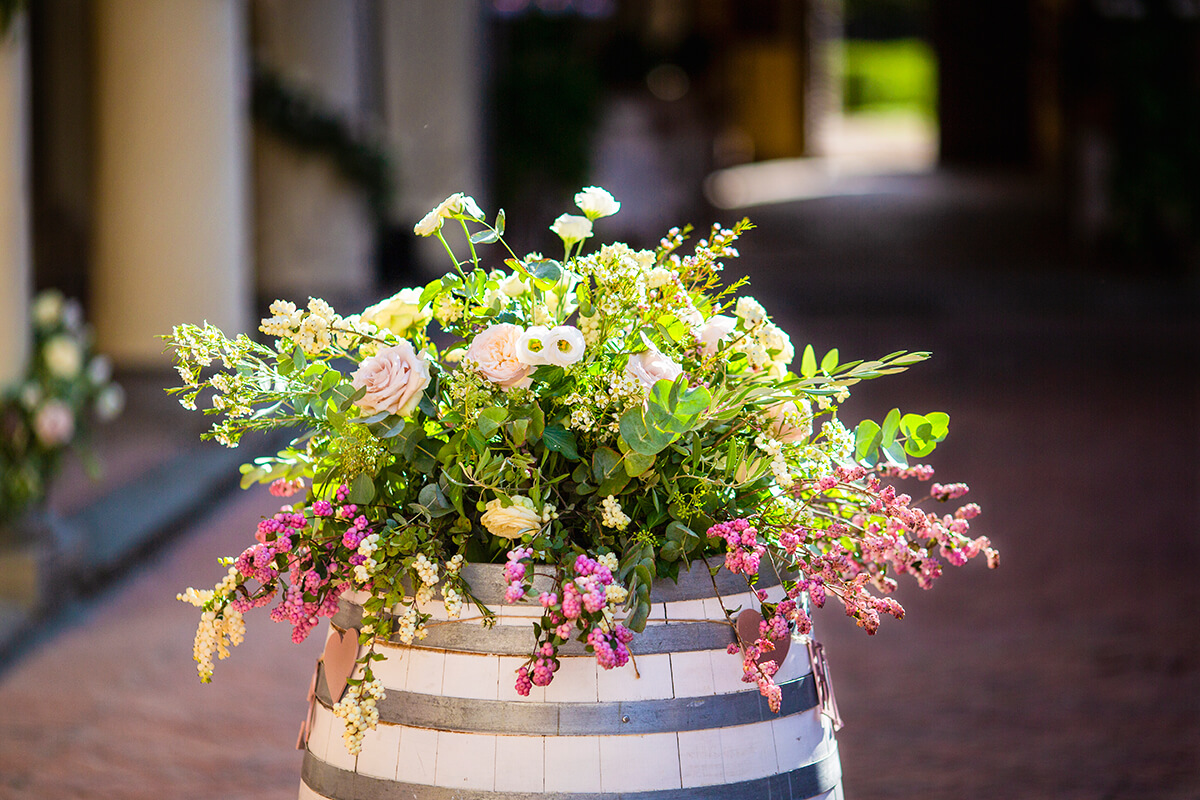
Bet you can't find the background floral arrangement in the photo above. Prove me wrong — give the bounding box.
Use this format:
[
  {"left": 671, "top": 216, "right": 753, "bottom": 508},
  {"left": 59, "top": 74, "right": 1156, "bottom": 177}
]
[
  {"left": 170, "top": 188, "right": 997, "bottom": 752},
  {"left": 0, "top": 290, "right": 124, "bottom": 523}
]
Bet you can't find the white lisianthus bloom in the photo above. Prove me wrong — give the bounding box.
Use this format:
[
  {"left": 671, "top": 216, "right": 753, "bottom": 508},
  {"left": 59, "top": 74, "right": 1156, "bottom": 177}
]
[
  {"left": 574, "top": 186, "right": 621, "bottom": 220},
  {"left": 516, "top": 325, "right": 553, "bottom": 366},
  {"left": 44, "top": 335, "right": 83, "bottom": 379},
  {"left": 545, "top": 326, "right": 586, "bottom": 367},
  {"left": 625, "top": 347, "right": 683, "bottom": 391},
  {"left": 360, "top": 287, "right": 432, "bottom": 336},
  {"left": 695, "top": 314, "right": 737, "bottom": 357},
  {"left": 481, "top": 496, "right": 544, "bottom": 539},
  {"left": 735, "top": 296, "right": 767, "bottom": 327},
  {"left": 413, "top": 192, "right": 485, "bottom": 236},
  {"left": 550, "top": 214, "right": 593, "bottom": 246}
]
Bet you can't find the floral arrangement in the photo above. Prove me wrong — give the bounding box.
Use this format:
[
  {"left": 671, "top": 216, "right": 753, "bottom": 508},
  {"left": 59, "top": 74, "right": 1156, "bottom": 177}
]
[
  {"left": 171, "top": 188, "right": 997, "bottom": 752},
  {"left": 0, "top": 290, "right": 124, "bottom": 523}
]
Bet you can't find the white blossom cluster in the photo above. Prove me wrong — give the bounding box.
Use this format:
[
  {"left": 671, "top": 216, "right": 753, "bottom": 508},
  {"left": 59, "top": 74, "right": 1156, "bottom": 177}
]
[
  {"left": 600, "top": 495, "right": 631, "bottom": 530},
  {"left": 260, "top": 298, "right": 371, "bottom": 356},
  {"left": 754, "top": 434, "right": 795, "bottom": 489},
  {"left": 332, "top": 676, "right": 385, "bottom": 754},
  {"left": 177, "top": 567, "right": 245, "bottom": 683},
  {"left": 353, "top": 533, "right": 381, "bottom": 584}
]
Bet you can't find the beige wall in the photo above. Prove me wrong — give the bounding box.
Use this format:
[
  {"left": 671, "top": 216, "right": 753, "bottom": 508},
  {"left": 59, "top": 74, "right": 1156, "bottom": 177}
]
[{"left": 0, "top": 15, "right": 30, "bottom": 384}]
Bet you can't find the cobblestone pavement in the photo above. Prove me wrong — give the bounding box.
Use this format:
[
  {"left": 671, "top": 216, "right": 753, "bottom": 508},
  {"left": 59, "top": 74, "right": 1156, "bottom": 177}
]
[{"left": 0, "top": 172, "right": 1196, "bottom": 799}]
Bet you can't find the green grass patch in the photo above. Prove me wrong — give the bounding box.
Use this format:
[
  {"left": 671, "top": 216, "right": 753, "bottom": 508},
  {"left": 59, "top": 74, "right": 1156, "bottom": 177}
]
[{"left": 841, "top": 38, "right": 937, "bottom": 117}]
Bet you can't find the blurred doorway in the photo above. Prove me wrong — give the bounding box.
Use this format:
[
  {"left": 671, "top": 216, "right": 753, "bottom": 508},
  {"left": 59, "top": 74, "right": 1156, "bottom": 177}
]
[{"left": 820, "top": 0, "right": 937, "bottom": 174}]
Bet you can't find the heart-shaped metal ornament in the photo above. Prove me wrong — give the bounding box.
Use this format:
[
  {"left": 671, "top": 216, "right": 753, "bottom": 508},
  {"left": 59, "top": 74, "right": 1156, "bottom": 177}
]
[
  {"left": 320, "top": 627, "right": 359, "bottom": 704},
  {"left": 735, "top": 607, "right": 791, "bottom": 671}
]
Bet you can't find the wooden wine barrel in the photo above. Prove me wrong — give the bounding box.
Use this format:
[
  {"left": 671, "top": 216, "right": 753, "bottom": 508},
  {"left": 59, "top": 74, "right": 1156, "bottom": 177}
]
[{"left": 299, "top": 564, "right": 842, "bottom": 799}]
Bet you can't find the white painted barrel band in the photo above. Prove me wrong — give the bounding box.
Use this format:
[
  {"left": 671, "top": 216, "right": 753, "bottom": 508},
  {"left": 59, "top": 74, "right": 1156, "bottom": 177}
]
[
  {"left": 301, "top": 746, "right": 841, "bottom": 800},
  {"left": 315, "top": 665, "right": 818, "bottom": 735},
  {"left": 391, "top": 562, "right": 780, "bottom": 607},
  {"left": 330, "top": 602, "right": 738, "bottom": 656}
]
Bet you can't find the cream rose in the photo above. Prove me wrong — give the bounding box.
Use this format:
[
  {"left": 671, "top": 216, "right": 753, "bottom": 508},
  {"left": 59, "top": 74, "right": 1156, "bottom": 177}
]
[
  {"left": 574, "top": 186, "right": 620, "bottom": 219},
  {"left": 626, "top": 347, "right": 683, "bottom": 391},
  {"left": 481, "top": 496, "right": 543, "bottom": 539},
  {"left": 467, "top": 323, "right": 533, "bottom": 388},
  {"left": 361, "top": 287, "right": 432, "bottom": 336},
  {"left": 550, "top": 214, "right": 593, "bottom": 246},
  {"left": 766, "top": 399, "right": 813, "bottom": 444},
  {"left": 695, "top": 314, "right": 737, "bottom": 357},
  {"left": 44, "top": 335, "right": 82, "bottom": 379},
  {"left": 350, "top": 340, "right": 431, "bottom": 417}
]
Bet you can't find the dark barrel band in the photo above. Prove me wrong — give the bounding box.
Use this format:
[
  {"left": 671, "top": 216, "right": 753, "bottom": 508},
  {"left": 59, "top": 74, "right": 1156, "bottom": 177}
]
[
  {"left": 302, "top": 745, "right": 840, "bottom": 800},
  {"left": 316, "top": 663, "right": 818, "bottom": 736}
]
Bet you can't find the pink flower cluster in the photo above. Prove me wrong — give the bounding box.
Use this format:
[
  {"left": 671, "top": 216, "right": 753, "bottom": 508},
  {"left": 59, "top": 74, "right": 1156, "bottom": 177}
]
[
  {"left": 505, "top": 548, "right": 633, "bottom": 695},
  {"left": 268, "top": 477, "right": 305, "bottom": 497},
  {"left": 707, "top": 518, "right": 765, "bottom": 575}
]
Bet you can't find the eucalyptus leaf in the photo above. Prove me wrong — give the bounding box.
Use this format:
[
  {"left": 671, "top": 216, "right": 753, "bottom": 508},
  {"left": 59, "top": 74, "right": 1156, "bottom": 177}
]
[
  {"left": 542, "top": 425, "right": 580, "bottom": 460},
  {"left": 348, "top": 472, "right": 376, "bottom": 504}
]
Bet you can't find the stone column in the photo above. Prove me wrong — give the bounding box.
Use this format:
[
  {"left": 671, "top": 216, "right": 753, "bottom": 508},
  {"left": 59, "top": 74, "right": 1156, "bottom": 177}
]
[
  {"left": 252, "top": 0, "right": 375, "bottom": 304},
  {"left": 378, "top": 0, "right": 486, "bottom": 275},
  {"left": 92, "top": 0, "right": 251, "bottom": 366},
  {"left": 0, "top": 13, "right": 29, "bottom": 384}
]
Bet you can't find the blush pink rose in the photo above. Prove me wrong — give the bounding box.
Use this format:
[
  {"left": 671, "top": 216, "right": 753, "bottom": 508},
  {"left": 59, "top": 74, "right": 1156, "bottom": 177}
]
[
  {"left": 626, "top": 348, "right": 683, "bottom": 391},
  {"left": 350, "top": 340, "right": 431, "bottom": 417},
  {"left": 467, "top": 323, "right": 534, "bottom": 389}
]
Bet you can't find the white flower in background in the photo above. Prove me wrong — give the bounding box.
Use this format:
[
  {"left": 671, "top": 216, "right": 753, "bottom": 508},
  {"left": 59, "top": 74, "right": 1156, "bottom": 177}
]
[
  {"left": 44, "top": 335, "right": 83, "bottom": 379},
  {"left": 350, "top": 340, "right": 431, "bottom": 417},
  {"left": 31, "top": 291, "right": 63, "bottom": 329},
  {"left": 550, "top": 214, "right": 593, "bottom": 246},
  {"left": 625, "top": 347, "right": 683, "bottom": 391},
  {"left": 467, "top": 323, "right": 534, "bottom": 389},
  {"left": 360, "top": 287, "right": 432, "bottom": 336},
  {"left": 735, "top": 296, "right": 767, "bottom": 327},
  {"left": 95, "top": 384, "right": 126, "bottom": 422},
  {"left": 87, "top": 355, "right": 113, "bottom": 386},
  {"left": 695, "top": 314, "right": 737, "bottom": 357},
  {"left": 34, "top": 400, "right": 75, "bottom": 446},
  {"left": 61, "top": 298, "right": 84, "bottom": 332},
  {"left": 19, "top": 383, "right": 40, "bottom": 410},
  {"left": 574, "top": 186, "right": 620, "bottom": 220},
  {"left": 481, "top": 496, "right": 544, "bottom": 539},
  {"left": 413, "top": 192, "right": 484, "bottom": 236}
]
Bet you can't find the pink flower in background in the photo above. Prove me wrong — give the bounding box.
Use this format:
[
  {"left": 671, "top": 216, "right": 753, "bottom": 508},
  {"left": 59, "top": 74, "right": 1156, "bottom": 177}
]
[
  {"left": 33, "top": 400, "right": 74, "bottom": 446},
  {"left": 468, "top": 323, "right": 533, "bottom": 388},
  {"left": 350, "top": 340, "right": 430, "bottom": 417}
]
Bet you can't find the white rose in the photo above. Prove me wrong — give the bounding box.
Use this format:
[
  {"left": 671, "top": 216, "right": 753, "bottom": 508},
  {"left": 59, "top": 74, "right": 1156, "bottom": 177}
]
[
  {"left": 413, "top": 192, "right": 485, "bottom": 237},
  {"left": 361, "top": 288, "right": 432, "bottom": 336},
  {"left": 467, "top": 323, "right": 533, "bottom": 389},
  {"left": 34, "top": 400, "right": 75, "bottom": 447},
  {"left": 499, "top": 272, "right": 529, "bottom": 298},
  {"left": 350, "top": 340, "right": 431, "bottom": 417},
  {"left": 695, "top": 314, "right": 737, "bottom": 357},
  {"left": 625, "top": 347, "right": 683, "bottom": 391},
  {"left": 44, "top": 335, "right": 82, "bottom": 379},
  {"left": 574, "top": 186, "right": 621, "bottom": 219},
  {"left": 550, "top": 214, "right": 593, "bottom": 246},
  {"left": 735, "top": 296, "right": 767, "bottom": 327},
  {"left": 766, "top": 399, "right": 813, "bottom": 444},
  {"left": 481, "top": 496, "right": 544, "bottom": 539}
]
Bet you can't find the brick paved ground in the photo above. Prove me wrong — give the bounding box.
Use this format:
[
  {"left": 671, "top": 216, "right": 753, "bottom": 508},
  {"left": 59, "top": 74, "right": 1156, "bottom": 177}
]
[{"left": 0, "top": 171, "right": 1196, "bottom": 798}]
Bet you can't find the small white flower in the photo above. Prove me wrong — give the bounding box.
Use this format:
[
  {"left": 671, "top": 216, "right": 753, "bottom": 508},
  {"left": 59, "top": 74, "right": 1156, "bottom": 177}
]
[
  {"left": 413, "top": 192, "right": 485, "bottom": 237},
  {"left": 735, "top": 296, "right": 767, "bottom": 327},
  {"left": 550, "top": 214, "right": 593, "bottom": 246},
  {"left": 87, "top": 355, "right": 113, "bottom": 386},
  {"left": 31, "top": 291, "right": 63, "bottom": 329},
  {"left": 95, "top": 384, "right": 125, "bottom": 422},
  {"left": 574, "top": 186, "right": 621, "bottom": 220},
  {"left": 499, "top": 272, "right": 529, "bottom": 298}
]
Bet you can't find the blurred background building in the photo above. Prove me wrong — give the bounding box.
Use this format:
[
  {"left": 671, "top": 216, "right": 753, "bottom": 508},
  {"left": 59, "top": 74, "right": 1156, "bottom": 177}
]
[{"left": 1, "top": 0, "right": 1197, "bottom": 378}]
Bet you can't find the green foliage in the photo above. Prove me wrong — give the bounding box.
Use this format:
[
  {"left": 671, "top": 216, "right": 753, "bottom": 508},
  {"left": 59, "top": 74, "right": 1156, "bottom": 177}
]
[{"left": 841, "top": 38, "right": 937, "bottom": 117}]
